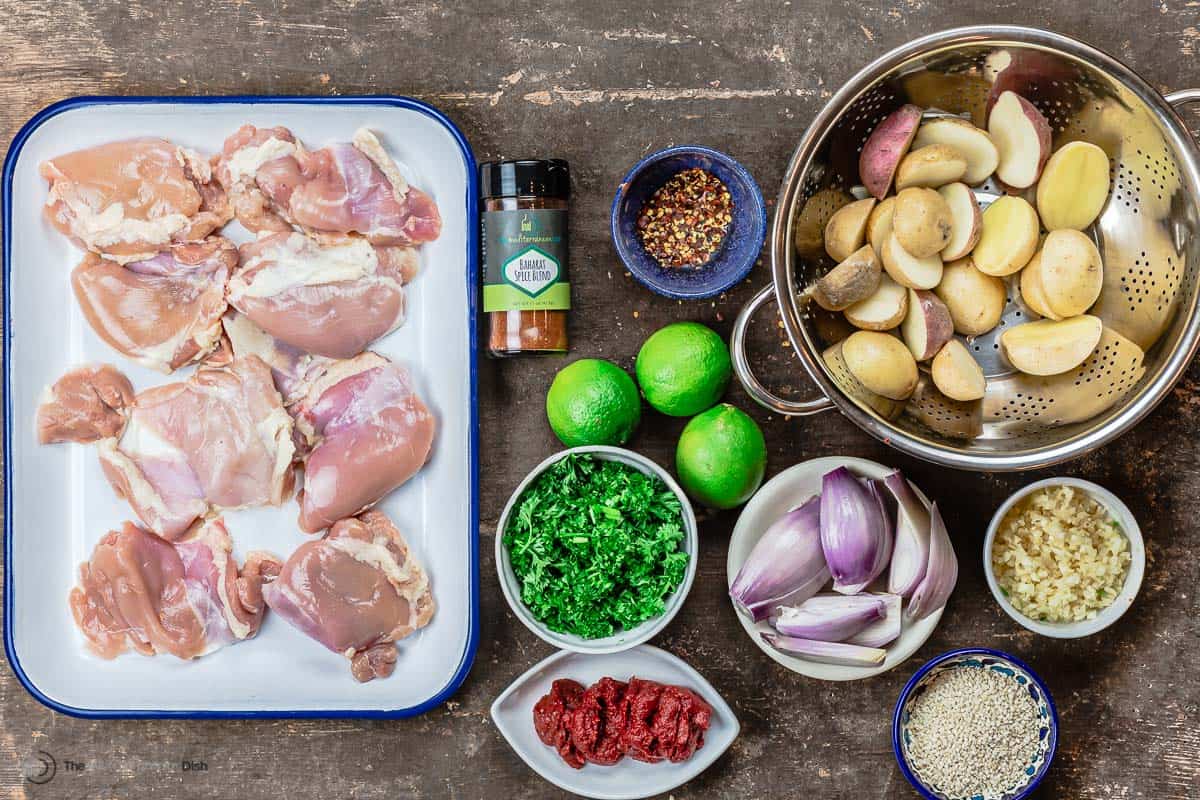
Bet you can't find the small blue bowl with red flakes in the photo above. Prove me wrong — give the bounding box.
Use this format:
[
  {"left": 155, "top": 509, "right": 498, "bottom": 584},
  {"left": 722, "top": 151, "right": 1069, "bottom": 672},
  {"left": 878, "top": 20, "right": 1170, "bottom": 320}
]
[
  {"left": 893, "top": 647, "right": 1059, "bottom": 800},
  {"left": 611, "top": 145, "right": 766, "bottom": 300}
]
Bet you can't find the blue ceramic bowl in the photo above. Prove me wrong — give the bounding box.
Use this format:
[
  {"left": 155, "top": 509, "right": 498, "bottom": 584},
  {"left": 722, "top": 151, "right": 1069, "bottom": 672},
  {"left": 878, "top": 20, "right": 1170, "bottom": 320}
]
[
  {"left": 611, "top": 145, "right": 766, "bottom": 299},
  {"left": 893, "top": 648, "right": 1059, "bottom": 800}
]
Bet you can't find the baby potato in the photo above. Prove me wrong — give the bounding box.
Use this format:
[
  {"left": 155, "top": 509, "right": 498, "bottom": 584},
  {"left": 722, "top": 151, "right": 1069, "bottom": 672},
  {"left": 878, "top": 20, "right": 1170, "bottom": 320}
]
[
  {"left": 1037, "top": 141, "right": 1111, "bottom": 231},
  {"left": 931, "top": 339, "right": 986, "bottom": 401},
  {"left": 1000, "top": 315, "right": 1103, "bottom": 376},
  {"left": 1036, "top": 229, "right": 1104, "bottom": 318},
  {"left": 810, "top": 245, "right": 882, "bottom": 311},
  {"left": 842, "top": 330, "right": 919, "bottom": 400},
  {"left": 973, "top": 195, "right": 1039, "bottom": 276},
  {"left": 893, "top": 187, "right": 953, "bottom": 258},
  {"left": 935, "top": 257, "right": 1007, "bottom": 335},
  {"left": 866, "top": 196, "right": 896, "bottom": 258},
  {"left": 824, "top": 197, "right": 877, "bottom": 263},
  {"left": 894, "top": 144, "right": 968, "bottom": 190},
  {"left": 1018, "top": 252, "right": 1060, "bottom": 319}
]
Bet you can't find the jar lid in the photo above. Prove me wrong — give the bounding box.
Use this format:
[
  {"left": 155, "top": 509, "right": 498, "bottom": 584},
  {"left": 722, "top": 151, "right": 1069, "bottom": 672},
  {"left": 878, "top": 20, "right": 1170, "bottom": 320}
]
[{"left": 479, "top": 159, "right": 570, "bottom": 199}]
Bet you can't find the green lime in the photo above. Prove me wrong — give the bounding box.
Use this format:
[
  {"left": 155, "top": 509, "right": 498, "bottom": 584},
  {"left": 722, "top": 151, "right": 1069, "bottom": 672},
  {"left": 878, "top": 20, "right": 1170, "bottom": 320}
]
[
  {"left": 676, "top": 404, "right": 766, "bottom": 510},
  {"left": 546, "top": 359, "right": 642, "bottom": 447},
  {"left": 635, "top": 322, "right": 732, "bottom": 417}
]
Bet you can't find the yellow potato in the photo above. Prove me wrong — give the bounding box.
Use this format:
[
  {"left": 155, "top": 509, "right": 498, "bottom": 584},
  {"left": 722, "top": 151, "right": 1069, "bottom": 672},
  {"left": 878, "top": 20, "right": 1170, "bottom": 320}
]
[
  {"left": 1036, "top": 229, "right": 1104, "bottom": 318},
  {"left": 894, "top": 144, "right": 968, "bottom": 190},
  {"left": 893, "top": 187, "right": 953, "bottom": 258},
  {"left": 866, "top": 196, "right": 896, "bottom": 258},
  {"left": 1037, "top": 141, "right": 1111, "bottom": 231},
  {"left": 931, "top": 339, "right": 986, "bottom": 401},
  {"left": 973, "top": 195, "right": 1039, "bottom": 276},
  {"left": 824, "top": 197, "right": 877, "bottom": 263},
  {"left": 810, "top": 245, "right": 882, "bottom": 311},
  {"left": 842, "top": 330, "right": 919, "bottom": 400},
  {"left": 935, "top": 257, "right": 1007, "bottom": 335},
  {"left": 1000, "top": 315, "right": 1103, "bottom": 376},
  {"left": 1018, "top": 252, "right": 1061, "bottom": 320}
]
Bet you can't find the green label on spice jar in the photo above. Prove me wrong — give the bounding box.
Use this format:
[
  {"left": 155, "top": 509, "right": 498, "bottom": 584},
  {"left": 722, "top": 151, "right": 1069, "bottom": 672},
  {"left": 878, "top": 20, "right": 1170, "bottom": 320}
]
[{"left": 482, "top": 209, "right": 570, "bottom": 312}]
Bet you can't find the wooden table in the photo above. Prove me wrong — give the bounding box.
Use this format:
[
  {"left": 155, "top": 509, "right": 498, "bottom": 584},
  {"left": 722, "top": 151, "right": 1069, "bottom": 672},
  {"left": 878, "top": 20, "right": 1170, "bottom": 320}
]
[{"left": 2, "top": 2, "right": 1198, "bottom": 797}]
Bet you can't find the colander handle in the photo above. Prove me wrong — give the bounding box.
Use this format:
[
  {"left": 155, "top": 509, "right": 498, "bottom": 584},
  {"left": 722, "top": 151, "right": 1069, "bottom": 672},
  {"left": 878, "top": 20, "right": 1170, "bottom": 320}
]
[
  {"left": 731, "top": 284, "right": 835, "bottom": 416},
  {"left": 1166, "top": 89, "right": 1200, "bottom": 108}
]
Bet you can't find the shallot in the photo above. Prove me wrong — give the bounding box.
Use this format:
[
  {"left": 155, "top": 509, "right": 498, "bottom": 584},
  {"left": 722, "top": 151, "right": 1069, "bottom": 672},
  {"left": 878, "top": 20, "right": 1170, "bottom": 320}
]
[{"left": 729, "top": 495, "right": 829, "bottom": 621}]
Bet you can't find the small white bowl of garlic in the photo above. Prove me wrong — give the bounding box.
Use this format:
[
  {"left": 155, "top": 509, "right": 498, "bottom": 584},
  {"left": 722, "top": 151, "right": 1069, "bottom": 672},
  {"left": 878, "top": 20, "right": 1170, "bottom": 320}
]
[{"left": 984, "top": 477, "right": 1145, "bottom": 639}]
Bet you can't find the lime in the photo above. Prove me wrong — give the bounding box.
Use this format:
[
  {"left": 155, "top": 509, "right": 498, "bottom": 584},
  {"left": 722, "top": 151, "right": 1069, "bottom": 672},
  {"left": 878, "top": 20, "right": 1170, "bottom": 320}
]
[
  {"left": 546, "top": 359, "right": 642, "bottom": 447},
  {"left": 676, "top": 403, "right": 766, "bottom": 510},
  {"left": 635, "top": 322, "right": 732, "bottom": 417}
]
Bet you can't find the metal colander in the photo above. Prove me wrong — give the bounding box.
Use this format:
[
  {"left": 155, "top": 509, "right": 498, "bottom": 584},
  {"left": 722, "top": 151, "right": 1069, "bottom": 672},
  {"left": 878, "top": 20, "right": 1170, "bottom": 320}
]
[{"left": 732, "top": 26, "right": 1200, "bottom": 471}]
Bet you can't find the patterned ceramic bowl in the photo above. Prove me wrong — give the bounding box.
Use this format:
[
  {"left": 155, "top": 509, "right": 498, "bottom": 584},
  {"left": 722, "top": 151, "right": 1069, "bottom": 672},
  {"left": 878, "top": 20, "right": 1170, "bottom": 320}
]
[
  {"left": 610, "top": 145, "right": 766, "bottom": 299},
  {"left": 893, "top": 648, "right": 1059, "bottom": 800}
]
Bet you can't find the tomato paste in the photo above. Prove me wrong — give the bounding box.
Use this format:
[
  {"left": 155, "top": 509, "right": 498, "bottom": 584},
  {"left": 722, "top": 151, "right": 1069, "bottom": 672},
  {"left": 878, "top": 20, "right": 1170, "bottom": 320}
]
[{"left": 532, "top": 675, "right": 713, "bottom": 769}]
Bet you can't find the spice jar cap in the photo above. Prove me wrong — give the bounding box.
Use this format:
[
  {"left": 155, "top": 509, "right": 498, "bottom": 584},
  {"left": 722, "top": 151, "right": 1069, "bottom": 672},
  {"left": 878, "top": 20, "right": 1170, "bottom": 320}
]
[{"left": 479, "top": 159, "right": 570, "bottom": 200}]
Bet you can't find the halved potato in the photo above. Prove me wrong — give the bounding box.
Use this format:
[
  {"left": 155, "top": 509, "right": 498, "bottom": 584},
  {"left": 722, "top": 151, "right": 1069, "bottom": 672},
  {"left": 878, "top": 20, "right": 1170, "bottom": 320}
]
[
  {"left": 1037, "top": 141, "right": 1111, "bottom": 231},
  {"left": 1000, "top": 315, "right": 1103, "bottom": 376},
  {"left": 842, "top": 330, "right": 919, "bottom": 400},
  {"left": 931, "top": 339, "right": 986, "bottom": 401},
  {"left": 860, "top": 104, "right": 923, "bottom": 200},
  {"left": 823, "top": 341, "right": 905, "bottom": 419},
  {"left": 893, "top": 187, "right": 953, "bottom": 258},
  {"left": 795, "top": 188, "right": 853, "bottom": 258},
  {"left": 935, "top": 257, "right": 1007, "bottom": 335},
  {"left": 824, "top": 197, "right": 877, "bottom": 262},
  {"left": 973, "top": 195, "right": 1039, "bottom": 276},
  {"left": 894, "top": 144, "right": 968, "bottom": 190},
  {"left": 1036, "top": 229, "right": 1104, "bottom": 318},
  {"left": 913, "top": 118, "right": 1000, "bottom": 184},
  {"left": 1018, "top": 252, "right": 1060, "bottom": 319},
  {"left": 901, "top": 288, "right": 954, "bottom": 361},
  {"left": 987, "top": 90, "right": 1052, "bottom": 189},
  {"left": 866, "top": 197, "right": 896, "bottom": 258},
  {"left": 938, "top": 182, "right": 982, "bottom": 261},
  {"left": 845, "top": 274, "right": 908, "bottom": 331},
  {"left": 882, "top": 232, "right": 943, "bottom": 290},
  {"left": 810, "top": 245, "right": 882, "bottom": 311}
]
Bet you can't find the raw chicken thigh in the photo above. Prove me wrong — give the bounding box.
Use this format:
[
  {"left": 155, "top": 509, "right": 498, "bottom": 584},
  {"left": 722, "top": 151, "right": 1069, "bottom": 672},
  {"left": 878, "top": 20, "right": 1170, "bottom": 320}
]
[
  {"left": 36, "top": 363, "right": 133, "bottom": 444},
  {"left": 72, "top": 236, "right": 235, "bottom": 372},
  {"left": 41, "top": 137, "right": 231, "bottom": 263},
  {"left": 216, "top": 125, "right": 441, "bottom": 245},
  {"left": 292, "top": 353, "right": 436, "bottom": 533},
  {"left": 262, "top": 510, "right": 434, "bottom": 681},
  {"left": 70, "top": 517, "right": 277, "bottom": 660},
  {"left": 228, "top": 232, "right": 416, "bottom": 359},
  {"left": 222, "top": 310, "right": 332, "bottom": 406},
  {"left": 98, "top": 356, "right": 295, "bottom": 540}
]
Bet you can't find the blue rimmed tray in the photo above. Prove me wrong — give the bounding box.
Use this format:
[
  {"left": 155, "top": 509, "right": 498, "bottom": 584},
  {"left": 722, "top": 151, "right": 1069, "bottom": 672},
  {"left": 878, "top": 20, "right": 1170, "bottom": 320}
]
[{"left": 2, "top": 95, "right": 479, "bottom": 718}]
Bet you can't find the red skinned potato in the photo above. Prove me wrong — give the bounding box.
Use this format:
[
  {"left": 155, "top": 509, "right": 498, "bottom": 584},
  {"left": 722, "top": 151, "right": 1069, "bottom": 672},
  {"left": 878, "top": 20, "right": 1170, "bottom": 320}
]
[
  {"left": 859, "top": 104, "right": 923, "bottom": 200},
  {"left": 988, "top": 91, "right": 1052, "bottom": 189},
  {"left": 901, "top": 288, "right": 954, "bottom": 361}
]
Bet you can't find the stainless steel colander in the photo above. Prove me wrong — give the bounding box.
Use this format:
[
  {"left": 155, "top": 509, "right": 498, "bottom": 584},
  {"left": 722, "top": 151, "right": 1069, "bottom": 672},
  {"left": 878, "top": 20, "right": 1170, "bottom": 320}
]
[{"left": 732, "top": 26, "right": 1200, "bottom": 471}]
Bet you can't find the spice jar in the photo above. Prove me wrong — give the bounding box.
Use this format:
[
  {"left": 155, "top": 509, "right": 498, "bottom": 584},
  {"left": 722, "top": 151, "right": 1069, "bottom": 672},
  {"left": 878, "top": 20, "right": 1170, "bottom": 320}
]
[{"left": 480, "top": 159, "right": 570, "bottom": 356}]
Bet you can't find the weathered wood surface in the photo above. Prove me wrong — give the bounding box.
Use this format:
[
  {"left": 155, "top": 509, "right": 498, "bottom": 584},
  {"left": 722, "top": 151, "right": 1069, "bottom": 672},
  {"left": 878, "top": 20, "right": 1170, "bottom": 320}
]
[{"left": 1, "top": 1, "right": 1198, "bottom": 798}]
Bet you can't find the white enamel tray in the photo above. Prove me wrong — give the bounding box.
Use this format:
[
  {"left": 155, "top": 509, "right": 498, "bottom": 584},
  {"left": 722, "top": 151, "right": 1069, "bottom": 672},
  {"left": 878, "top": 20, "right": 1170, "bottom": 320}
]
[
  {"left": 491, "top": 646, "right": 739, "bottom": 799},
  {"left": 727, "top": 457, "right": 944, "bottom": 681},
  {"left": 1, "top": 97, "right": 479, "bottom": 718}
]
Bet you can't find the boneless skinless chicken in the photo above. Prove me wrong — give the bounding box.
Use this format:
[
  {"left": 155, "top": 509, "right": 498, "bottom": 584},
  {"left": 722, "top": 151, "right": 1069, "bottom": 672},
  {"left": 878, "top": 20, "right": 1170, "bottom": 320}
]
[
  {"left": 72, "top": 236, "right": 235, "bottom": 372},
  {"left": 262, "top": 510, "right": 434, "bottom": 682},
  {"left": 216, "top": 125, "right": 442, "bottom": 245},
  {"left": 227, "top": 232, "right": 416, "bottom": 359},
  {"left": 222, "top": 312, "right": 436, "bottom": 532},
  {"left": 41, "top": 138, "right": 232, "bottom": 263},
  {"left": 97, "top": 356, "right": 296, "bottom": 539},
  {"left": 38, "top": 127, "right": 444, "bottom": 681},
  {"left": 70, "top": 517, "right": 277, "bottom": 660}
]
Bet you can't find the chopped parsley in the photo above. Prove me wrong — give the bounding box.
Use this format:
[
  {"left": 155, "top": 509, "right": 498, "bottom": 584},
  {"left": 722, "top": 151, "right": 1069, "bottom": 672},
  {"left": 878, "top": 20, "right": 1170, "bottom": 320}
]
[{"left": 503, "top": 454, "right": 689, "bottom": 639}]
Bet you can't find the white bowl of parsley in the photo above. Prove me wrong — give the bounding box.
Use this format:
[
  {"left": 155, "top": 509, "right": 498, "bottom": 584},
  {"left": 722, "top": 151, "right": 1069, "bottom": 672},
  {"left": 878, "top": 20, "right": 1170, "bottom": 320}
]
[{"left": 497, "top": 446, "right": 698, "bottom": 654}]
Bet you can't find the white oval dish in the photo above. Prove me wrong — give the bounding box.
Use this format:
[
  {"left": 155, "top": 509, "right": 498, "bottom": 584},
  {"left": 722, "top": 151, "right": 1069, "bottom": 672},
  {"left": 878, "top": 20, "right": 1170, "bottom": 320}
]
[
  {"left": 726, "top": 456, "right": 944, "bottom": 681},
  {"left": 496, "top": 446, "right": 699, "bottom": 655},
  {"left": 983, "top": 477, "right": 1145, "bottom": 639},
  {"left": 490, "top": 644, "right": 739, "bottom": 800}
]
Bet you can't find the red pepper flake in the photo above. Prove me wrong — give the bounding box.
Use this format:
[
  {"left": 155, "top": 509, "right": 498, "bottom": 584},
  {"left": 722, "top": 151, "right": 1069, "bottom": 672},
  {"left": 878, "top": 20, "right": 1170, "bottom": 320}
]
[{"left": 636, "top": 168, "right": 733, "bottom": 269}]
